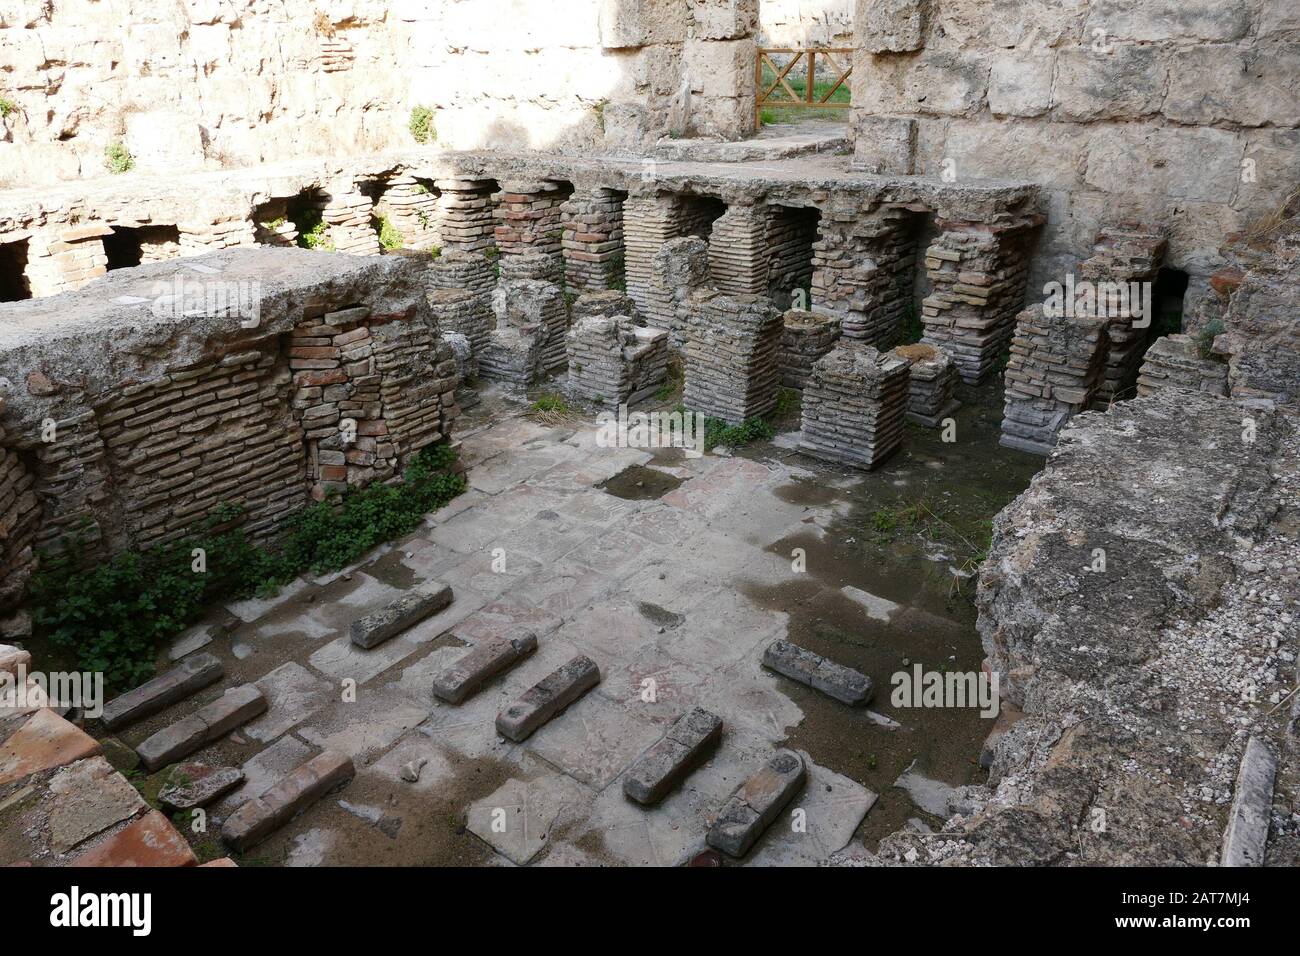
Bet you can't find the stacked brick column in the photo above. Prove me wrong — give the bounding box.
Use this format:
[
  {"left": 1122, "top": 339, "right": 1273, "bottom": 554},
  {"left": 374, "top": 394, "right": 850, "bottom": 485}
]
[
  {"left": 779, "top": 310, "right": 842, "bottom": 388},
  {"left": 177, "top": 219, "right": 257, "bottom": 256},
  {"left": 1081, "top": 225, "right": 1167, "bottom": 409},
  {"left": 1000, "top": 306, "right": 1108, "bottom": 455},
  {"left": 813, "top": 204, "right": 919, "bottom": 347},
  {"left": 479, "top": 280, "right": 564, "bottom": 389},
  {"left": 921, "top": 216, "right": 1038, "bottom": 384},
  {"left": 683, "top": 293, "right": 783, "bottom": 424},
  {"left": 624, "top": 195, "right": 682, "bottom": 328},
  {"left": 798, "top": 344, "right": 910, "bottom": 470},
  {"left": 654, "top": 236, "right": 713, "bottom": 346},
  {"left": 561, "top": 187, "right": 625, "bottom": 292},
  {"left": 435, "top": 178, "right": 498, "bottom": 253},
  {"left": 429, "top": 249, "right": 495, "bottom": 301},
  {"left": 892, "top": 343, "right": 960, "bottom": 427},
  {"left": 495, "top": 180, "right": 569, "bottom": 280},
  {"left": 24, "top": 225, "right": 110, "bottom": 294},
  {"left": 708, "top": 204, "right": 769, "bottom": 295},
  {"left": 567, "top": 314, "right": 669, "bottom": 407},
  {"left": 317, "top": 188, "right": 380, "bottom": 256}
]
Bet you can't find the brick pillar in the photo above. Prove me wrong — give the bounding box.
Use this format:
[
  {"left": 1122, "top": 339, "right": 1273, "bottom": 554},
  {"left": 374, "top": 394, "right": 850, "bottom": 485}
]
[
  {"left": 813, "top": 204, "right": 919, "bottom": 348},
  {"left": 27, "top": 224, "right": 110, "bottom": 293},
  {"left": 624, "top": 195, "right": 680, "bottom": 327},
  {"left": 495, "top": 180, "right": 569, "bottom": 279},
  {"left": 435, "top": 178, "right": 498, "bottom": 254},
  {"left": 708, "top": 203, "right": 768, "bottom": 296},
  {"left": 177, "top": 219, "right": 257, "bottom": 255},
  {"left": 561, "top": 187, "right": 625, "bottom": 292},
  {"left": 1080, "top": 225, "right": 1167, "bottom": 409},
  {"left": 318, "top": 187, "right": 380, "bottom": 256},
  {"left": 922, "top": 216, "right": 1038, "bottom": 384}
]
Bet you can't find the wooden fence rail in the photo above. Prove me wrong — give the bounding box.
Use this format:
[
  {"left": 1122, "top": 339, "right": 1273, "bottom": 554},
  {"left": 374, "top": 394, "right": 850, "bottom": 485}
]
[{"left": 755, "top": 48, "right": 853, "bottom": 128}]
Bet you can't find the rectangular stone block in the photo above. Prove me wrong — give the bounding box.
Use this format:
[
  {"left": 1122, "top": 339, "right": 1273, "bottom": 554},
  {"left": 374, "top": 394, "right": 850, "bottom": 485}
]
[
  {"left": 100, "top": 652, "right": 224, "bottom": 730},
  {"left": 431, "top": 631, "right": 538, "bottom": 704},
  {"left": 1220, "top": 736, "right": 1277, "bottom": 867},
  {"left": 350, "top": 580, "right": 453, "bottom": 649},
  {"left": 495, "top": 655, "right": 600, "bottom": 742},
  {"left": 856, "top": 0, "right": 927, "bottom": 52},
  {"left": 136, "top": 684, "right": 267, "bottom": 772},
  {"left": 622, "top": 707, "right": 722, "bottom": 805},
  {"left": 707, "top": 749, "right": 806, "bottom": 857},
  {"left": 221, "top": 750, "right": 355, "bottom": 852},
  {"left": 762, "top": 639, "right": 873, "bottom": 706}
]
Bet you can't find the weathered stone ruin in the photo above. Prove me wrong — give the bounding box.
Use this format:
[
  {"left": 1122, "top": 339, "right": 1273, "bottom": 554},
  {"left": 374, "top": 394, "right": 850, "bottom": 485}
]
[
  {"left": 683, "top": 293, "right": 783, "bottom": 424},
  {"left": 779, "top": 310, "right": 842, "bottom": 389},
  {"left": 1, "top": 0, "right": 1298, "bottom": 878},
  {"left": 798, "top": 343, "right": 910, "bottom": 469},
  {"left": 0, "top": 251, "right": 457, "bottom": 600},
  {"left": 892, "top": 342, "right": 959, "bottom": 427},
  {"left": 566, "top": 315, "right": 670, "bottom": 407},
  {"left": 1136, "top": 335, "right": 1229, "bottom": 399}
]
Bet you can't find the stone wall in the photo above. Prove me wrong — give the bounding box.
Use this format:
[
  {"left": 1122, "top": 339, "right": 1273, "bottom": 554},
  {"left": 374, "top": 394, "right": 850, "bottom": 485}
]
[
  {"left": 849, "top": 0, "right": 1300, "bottom": 292},
  {"left": 0, "top": 248, "right": 458, "bottom": 607},
  {"left": 0, "top": 0, "right": 761, "bottom": 191},
  {"left": 871, "top": 392, "right": 1300, "bottom": 866},
  {"left": 759, "top": 0, "right": 854, "bottom": 46}
]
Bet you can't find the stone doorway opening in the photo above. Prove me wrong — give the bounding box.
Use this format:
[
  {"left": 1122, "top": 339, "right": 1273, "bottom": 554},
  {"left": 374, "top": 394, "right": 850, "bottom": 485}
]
[{"left": 0, "top": 238, "right": 31, "bottom": 302}]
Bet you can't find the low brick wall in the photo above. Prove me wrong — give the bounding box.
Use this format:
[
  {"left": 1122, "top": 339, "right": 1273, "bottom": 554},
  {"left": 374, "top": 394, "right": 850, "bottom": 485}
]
[{"left": 0, "top": 248, "right": 459, "bottom": 608}]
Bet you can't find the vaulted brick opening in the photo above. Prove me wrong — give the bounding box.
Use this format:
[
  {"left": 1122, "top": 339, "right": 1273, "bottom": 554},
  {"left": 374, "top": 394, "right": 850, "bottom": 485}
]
[
  {"left": 254, "top": 198, "right": 298, "bottom": 246},
  {"left": 0, "top": 238, "right": 32, "bottom": 302},
  {"left": 675, "top": 194, "right": 726, "bottom": 241},
  {"left": 103, "top": 225, "right": 181, "bottom": 270},
  {"left": 766, "top": 204, "right": 820, "bottom": 310},
  {"left": 1151, "top": 267, "right": 1189, "bottom": 338}
]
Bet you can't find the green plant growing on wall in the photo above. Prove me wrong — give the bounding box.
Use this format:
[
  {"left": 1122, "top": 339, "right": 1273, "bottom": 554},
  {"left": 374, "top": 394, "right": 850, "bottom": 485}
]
[
  {"left": 296, "top": 207, "right": 333, "bottom": 251},
  {"left": 0, "top": 95, "right": 17, "bottom": 118},
  {"left": 377, "top": 215, "right": 404, "bottom": 250},
  {"left": 104, "top": 143, "right": 135, "bottom": 174},
  {"left": 29, "top": 443, "right": 465, "bottom": 692},
  {"left": 409, "top": 106, "right": 436, "bottom": 144},
  {"left": 1196, "top": 318, "right": 1226, "bottom": 360}
]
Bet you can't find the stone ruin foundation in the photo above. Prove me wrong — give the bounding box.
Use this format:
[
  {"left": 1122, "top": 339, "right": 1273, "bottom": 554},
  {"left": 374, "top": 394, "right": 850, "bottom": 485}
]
[
  {"left": 1137, "top": 335, "right": 1230, "bottom": 399},
  {"left": 566, "top": 315, "right": 669, "bottom": 408},
  {"left": 798, "top": 343, "right": 910, "bottom": 471},
  {"left": 779, "top": 310, "right": 842, "bottom": 389},
  {"left": 892, "top": 343, "right": 960, "bottom": 427},
  {"left": 0, "top": 249, "right": 458, "bottom": 602},
  {"left": 682, "top": 293, "right": 782, "bottom": 425}
]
